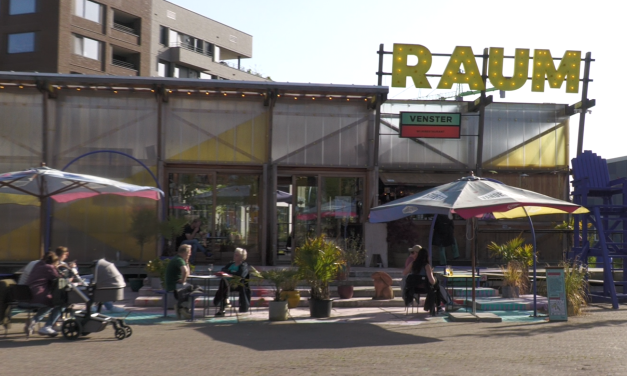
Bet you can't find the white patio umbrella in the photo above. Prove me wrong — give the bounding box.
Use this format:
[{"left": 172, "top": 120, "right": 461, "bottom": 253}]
[
  {"left": 370, "top": 174, "right": 588, "bottom": 316},
  {"left": 0, "top": 164, "right": 163, "bottom": 256}
]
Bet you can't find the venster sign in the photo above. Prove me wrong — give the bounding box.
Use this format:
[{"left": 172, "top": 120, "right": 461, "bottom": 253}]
[
  {"left": 399, "top": 112, "right": 461, "bottom": 139},
  {"left": 392, "top": 44, "right": 582, "bottom": 93}
]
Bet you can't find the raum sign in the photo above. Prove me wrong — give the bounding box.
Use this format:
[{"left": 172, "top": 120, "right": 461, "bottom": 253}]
[{"left": 392, "top": 44, "right": 582, "bottom": 93}]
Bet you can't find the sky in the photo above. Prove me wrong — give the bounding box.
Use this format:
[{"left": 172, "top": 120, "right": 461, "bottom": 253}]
[{"left": 169, "top": 0, "right": 623, "bottom": 160}]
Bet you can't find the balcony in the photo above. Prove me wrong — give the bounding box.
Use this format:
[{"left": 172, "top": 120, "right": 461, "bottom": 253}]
[
  {"left": 110, "top": 46, "right": 139, "bottom": 76},
  {"left": 167, "top": 45, "right": 266, "bottom": 81},
  {"left": 113, "top": 22, "right": 138, "bottom": 36},
  {"left": 111, "top": 10, "right": 141, "bottom": 45}
]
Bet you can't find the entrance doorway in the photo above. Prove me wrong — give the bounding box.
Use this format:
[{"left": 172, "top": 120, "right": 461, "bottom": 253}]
[
  {"left": 276, "top": 173, "right": 364, "bottom": 264},
  {"left": 167, "top": 170, "right": 261, "bottom": 264}
]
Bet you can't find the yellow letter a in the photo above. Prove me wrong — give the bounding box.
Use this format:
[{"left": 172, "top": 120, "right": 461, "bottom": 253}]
[{"left": 437, "top": 46, "right": 484, "bottom": 90}]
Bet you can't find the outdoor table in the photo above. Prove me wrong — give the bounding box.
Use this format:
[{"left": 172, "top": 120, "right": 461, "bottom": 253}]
[{"left": 187, "top": 274, "right": 219, "bottom": 320}]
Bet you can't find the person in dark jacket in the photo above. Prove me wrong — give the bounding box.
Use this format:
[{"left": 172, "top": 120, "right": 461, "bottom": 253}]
[
  {"left": 25, "top": 251, "right": 64, "bottom": 337},
  {"left": 432, "top": 214, "right": 460, "bottom": 265},
  {"left": 214, "top": 248, "right": 251, "bottom": 316}
]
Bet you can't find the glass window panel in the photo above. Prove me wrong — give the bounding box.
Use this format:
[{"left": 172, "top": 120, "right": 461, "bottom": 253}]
[
  {"left": 158, "top": 62, "right": 167, "bottom": 77},
  {"left": 84, "top": 0, "right": 101, "bottom": 23},
  {"left": 73, "top": 35, "right": 83, "bottom": 55},
  {"left": 320, "top": 177, "right": 363, "bottom": 244},
  {"left": 7, "top": 32, "right": 35, "bottom": 54},
  {"left": 82, "top": 37, "right": 100, "bottom": 60},
  {"left": 294, "top": 176, "right": 318, "bottom": 249},
  {"left": 9, "top": 0, "right": 36, "bottom": 15},
  {"left": 74, "top": 0, "right": 84, "bottom": 17},
  {"left": 215, "top": 174, "right": 260, "bottom": 258}
]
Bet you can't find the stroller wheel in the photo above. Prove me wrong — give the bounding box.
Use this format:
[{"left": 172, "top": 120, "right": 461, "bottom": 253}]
[
  {"left": 61, "top": 319, "right": 82, "bottom": 340},
  {"left": 124, "top": 326, "right": 133, "bottom": 338},
  {"left": 114, "top": 327, "right": 126, "bottom": 340}
]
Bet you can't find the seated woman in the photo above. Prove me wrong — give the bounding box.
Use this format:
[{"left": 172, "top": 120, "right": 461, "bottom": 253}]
[
  {"left": 214, "top": 247, "right": 251, "bottom": 317},
  {"left": 402, "top": 246, "right": 437, "bottom": 309},
  {"left": 25, "top": 251, "right": 64, "bottom": 337}
]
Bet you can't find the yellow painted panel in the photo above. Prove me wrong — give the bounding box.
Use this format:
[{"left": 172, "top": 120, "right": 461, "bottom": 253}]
[
  {"left": 539, "top": 130, "right": 557, "bottom": 167},
  {"left": 507, "top": 146, "right": 525, "bottom": 167},
  {"left": 556, "top": 123, "right": 568, "bottom": 166},
  {"left": 169, "top": 112, "right": 267, "bottom": 163},
  {"left": 525, "top": 138, "right": 541, "bottom": 167},
  {"left": 0, "top": 221, "right": 39, "bottom": 261},
  {"left": 0, "top": 194, "right": 39, "bottom": 206}
]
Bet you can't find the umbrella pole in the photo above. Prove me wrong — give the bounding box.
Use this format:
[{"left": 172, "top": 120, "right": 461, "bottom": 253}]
[
  {"left": 523, "top": 207, "right": 538, "bottom": 317},
  {"left": 428, "top": 216, "right": 436, "bottom": 265},
  {"left": 39, "top": 197, "right": 46, "bottom": 258},
  {"left": 471, "top": 217, "right": 476, "bottom": 316}
]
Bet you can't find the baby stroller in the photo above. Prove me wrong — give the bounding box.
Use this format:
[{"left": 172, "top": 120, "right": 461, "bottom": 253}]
[{"left": 60, "top": 259, "right": 132, "bottom": 340}]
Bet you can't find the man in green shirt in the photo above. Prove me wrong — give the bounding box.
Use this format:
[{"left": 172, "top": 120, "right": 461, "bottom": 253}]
[{"left": 165, "top": 244, "right": 191, "bottom": 292}]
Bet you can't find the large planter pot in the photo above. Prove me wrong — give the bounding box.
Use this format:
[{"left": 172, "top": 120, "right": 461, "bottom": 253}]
[
  {"left": 337, "top": 285, "right": 354, "bottom": 299},
  {"left": 280, "top": 290, "right": 301, "bottom": 308},
  {"left": 309, "top": 299, "right": 332, "bottom": 318},
  {"left": 129, "top": 278, "right": 144, "bottom": 292},
  {"left": 502, "top": 285, "right": 520, "bottom": 298},
  {"left": 268, "top": 300, "right": 289, "bottom": 321}
]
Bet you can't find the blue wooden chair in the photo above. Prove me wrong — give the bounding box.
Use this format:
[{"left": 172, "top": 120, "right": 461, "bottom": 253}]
[{"left": 571, "top": 150, "right": 627, "bottom": 206}]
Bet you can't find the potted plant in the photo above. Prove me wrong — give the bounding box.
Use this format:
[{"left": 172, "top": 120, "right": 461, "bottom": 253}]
[
  {"left": 561, "top": 259, "right": 589, "bottom": 316},
  {"left": 487, "top": 233, "right": 534, "bottom": 294},
  {"left": 294, "top": 235, "right": 343, "bottom": 318},
  {"left": 145, "top": 257, "right": 170, "bottom": 289},
  {"left": 501, "top": 261, "right": 523, "bottom": 298},
  {"left": 259, "top": 269, "right": 294, "bottom": 321},
  {"left": 279, "top": 269, "right": 301, "bottom": 308}
]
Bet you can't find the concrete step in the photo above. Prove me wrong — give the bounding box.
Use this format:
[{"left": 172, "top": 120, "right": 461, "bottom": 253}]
[
  {"left": 446, "top": 287, "right": 498, "bottom": 298},
  {"left": 457, "top": 295, "right": 548, "bottom": 311}
]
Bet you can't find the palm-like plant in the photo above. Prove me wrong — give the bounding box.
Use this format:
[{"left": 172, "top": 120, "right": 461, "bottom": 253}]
[
  {"left": 294, "top": 235, "right": 343, "bottom": 301},
  {"left": 560, "top": 259, "right": 589, "bottom": 316},
  {"left": 488, "top": 233, "right": 535, "bottom": 293},
  {"left": 259, "top": 269, "right": 297, "bottom": 301}
]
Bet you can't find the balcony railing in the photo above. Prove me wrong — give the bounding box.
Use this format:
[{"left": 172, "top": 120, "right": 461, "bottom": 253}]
[
  {"left": 112, "top": 59, "right": 136, "bottom": 70},
  {"left": 113, "top": 22, "right": 138, "bottom": 36},
  {"left": 169, "top": 41, "right": 212, "bottom": 57}
]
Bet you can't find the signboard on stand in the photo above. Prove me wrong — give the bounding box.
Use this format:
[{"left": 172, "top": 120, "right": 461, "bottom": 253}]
[{"left": 546, "top": 267, "right": 568, "bottom": 321}]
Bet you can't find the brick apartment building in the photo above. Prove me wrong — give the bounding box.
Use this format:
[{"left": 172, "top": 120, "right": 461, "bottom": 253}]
[{"left": 0, "top": 0, "right": 266, "bottom": 81}]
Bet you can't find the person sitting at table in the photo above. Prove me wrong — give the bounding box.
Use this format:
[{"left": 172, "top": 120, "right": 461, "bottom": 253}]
[
  {"left": 402, "top": 246, "right": 437, "bottom": 310},
  {"left": 176, "top": 218, "right": 211, "bottom": 264},
  {"left": 213, "top": 247, "right": 251, "bottom": 317},
  {"left": 165, "top": 244, "right": 192, "bottom": 292},
  {"left": 24, "top": 251, "right": 64, "bottom": 337}
]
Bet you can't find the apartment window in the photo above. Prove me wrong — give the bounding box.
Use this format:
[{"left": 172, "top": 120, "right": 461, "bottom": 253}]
[
  {"left": 160, "top": 26, "right": 168, "bottom": 45},
  {"left": 173, "top": 65, "right": 199, "bottom": 79},
  {"left": 158, "top": 60, "right": 170, "bottom": 77},
  {"left": 75, "top": 0, "right": 102, "bottom": 23},
  {"left": 9, "top": 0, "right": 37, "bottom": 15},
  {"left": 7, "top": 32, "right": 36, "bottom": 54},
  {"left": 73, "top": 35, "right": 101, "bottom": 60}
]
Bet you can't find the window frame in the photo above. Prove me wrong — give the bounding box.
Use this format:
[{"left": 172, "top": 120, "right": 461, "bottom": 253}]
[
  {"left": 7, "top": 32, "right": 36, "bottom": 54},
  {"left": 9, "top": 0, "right": 37, "bottom": 15},
  {"left": 74, "top": 0, "right": 102, "bottom": 24},
  {"left": 73, "top": 34, "right": 102, "bottom": 61}
]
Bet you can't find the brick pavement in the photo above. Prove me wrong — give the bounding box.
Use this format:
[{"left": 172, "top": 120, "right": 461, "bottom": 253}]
[{"left": 1, "top": 303, "right": 626, "bottom": 376}]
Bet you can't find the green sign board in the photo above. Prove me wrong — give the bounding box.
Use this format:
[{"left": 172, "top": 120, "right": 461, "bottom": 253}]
[
  {"left": 546, "top": 267, "right": 568, "bottom": 321},
  {"left": 399, "top": 112, "right": 461, "bottom": 139}
]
